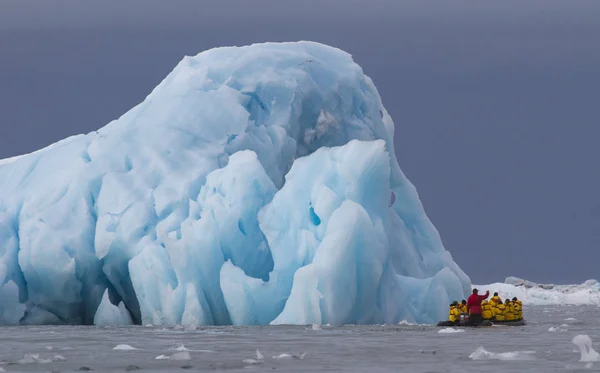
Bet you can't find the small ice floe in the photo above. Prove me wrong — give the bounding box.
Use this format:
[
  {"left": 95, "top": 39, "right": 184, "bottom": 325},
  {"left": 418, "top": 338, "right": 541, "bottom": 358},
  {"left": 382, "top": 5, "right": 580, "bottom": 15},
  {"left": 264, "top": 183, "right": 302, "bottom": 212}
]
[
  {"left": 155, "top": 351, "right": 191, "bottom": 361},
  {"left": 169, "top": 343, "right": 190, "bottom": 352},
  {"left": 572, "top": 335, "right": 600, "bottom": 362},
  {"left": 45, "top": 346, "right": 53, "bottom": 350},
  {"left": 311, "top": 324, "right": 321, "bottom": 331},
  {"left": 438, "top": 327, "right": 465, "bottom": 334},
  {"left": 0, "top": 367, "right": 5, "bottom": 372},
  {"left": 469, "top": 347, "right": 536, "bottom": 361},
  {"left": 144, "top": 324, "right": 153, "bottom": 327},
  {"left": 12, "top": 353, "right": 67, "bottom": 364},
  {"left": 549, "top": 325, "right": 568, "bottom": 332},
  {"left": 293, "top": 352, "right": 307, "bottom": 360},
  {"left": 565, "top": 318, "right": 581, "bottom": 324},
  {"left": 398, "top": 320, "right": 415, "bottom": 326},
  {"left": 113, "top": 344, "right": 139, "bottom": 351},
  {"left": 273, "top": 353, "right": 292, "bottom": 359},
  {"left": 243, "top": 350, "right": 264, "bottom": 365},
  {"left": 185, "top": 325, "right": 197, "bottom": 331},
  {"left": 173, "top": 324, "right": 184, "bottom": 331}
]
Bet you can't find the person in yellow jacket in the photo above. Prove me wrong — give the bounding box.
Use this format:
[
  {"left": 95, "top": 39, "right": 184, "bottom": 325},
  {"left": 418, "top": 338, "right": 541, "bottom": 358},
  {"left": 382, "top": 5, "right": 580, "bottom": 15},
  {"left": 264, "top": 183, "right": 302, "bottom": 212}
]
[
  {"left": 504, "top": 299, "right": 516, "bottom": 321},
  {"left": 490, "top": 292, "right": 502, "bottom": 305},
  {"left": 512, "top": 297, "right": 523, "bottom": 320},
  {"left": 481, "top": 300, "right": 493, "bottom": 320},
  {"left": 449, "top": 301, "right": 461, "bottom": 324},
  {"left": 459, "top": 300, "right": 468, "bottom": 314},
  {"left": 494, "top": 301, "right": 506, "bottom": 321}
]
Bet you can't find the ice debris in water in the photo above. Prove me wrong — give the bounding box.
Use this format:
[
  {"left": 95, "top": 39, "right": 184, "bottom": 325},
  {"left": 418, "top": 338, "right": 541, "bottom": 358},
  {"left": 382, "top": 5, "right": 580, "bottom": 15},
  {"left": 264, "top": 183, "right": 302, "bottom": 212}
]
[
  {"left": 549, "top": 326, "right": 568, "bottom": 332},
  {"left": 156, "top": 351, "right": 191, "bottom": 361},
  {"left": 0, "top": 41, "right": 470, "bottom": 326},
  {"left": 572, "top": 335, "right": 600, "bottom": 362},
  {"left": 311, "top": 324, "right": 321, "bottom": 331},
  {"left": 169, "top": 343, "right": 190, "bottom": 352},
  {"left": 469, "top": 347, "right": 536, "bottom": 361},
  {"left": 113, "top": 344, "right": 139, "bottom": 351},
  {"left": 438, "top": 327, "right": 465, "bottom": 334},
  {"left": 12, "top": 354, "right": 66, "bottom": 364},
  {"left": 243, "top": 350, "right": 264, "bottom": 365}
]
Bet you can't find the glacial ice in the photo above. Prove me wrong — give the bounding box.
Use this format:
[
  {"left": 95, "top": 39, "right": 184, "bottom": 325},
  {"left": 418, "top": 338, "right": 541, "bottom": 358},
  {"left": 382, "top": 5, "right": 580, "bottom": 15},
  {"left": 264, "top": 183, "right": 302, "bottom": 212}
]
[
  {"left": 474, "top": 279, "right": 600, "bottom": 306},
  {"left": 0, "top": 41, "right": 470, "bottom": 326}
]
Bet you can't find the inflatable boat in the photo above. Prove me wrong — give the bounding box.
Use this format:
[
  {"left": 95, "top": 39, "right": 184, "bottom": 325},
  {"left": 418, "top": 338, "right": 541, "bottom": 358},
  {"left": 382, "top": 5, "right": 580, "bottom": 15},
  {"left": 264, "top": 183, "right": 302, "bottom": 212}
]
[{"left": 436, "top": 319, "right": 527, "bottom": 327}]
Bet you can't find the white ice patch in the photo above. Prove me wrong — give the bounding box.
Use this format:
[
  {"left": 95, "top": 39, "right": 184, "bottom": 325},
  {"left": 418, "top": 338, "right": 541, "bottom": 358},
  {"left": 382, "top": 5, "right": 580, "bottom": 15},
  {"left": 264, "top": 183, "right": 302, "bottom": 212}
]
[
  {"left": 549, "top": 326, "right": 568, "bottom": 332},
  {"left": 573, "top": 335, "right": 600, "bottom": 362},
  {"left": 169, "top": 343, "right": 190, "bottom": 352},
  {"left": 243, "top": 350, "right": 264, "bottom": 365},
  {"left": 438, "top": 327, "right": 465, "bottom": 334},
  {"left": 113, "top": 344, "right": 138, "bottom": 351},
  {"left": 155, "top": 351, "right": 191, "bottom": 361},
  {"left": 13, "top": 354, "right": 66, "bottom": 364},
  {"left": 474, "top": 278, "right": 600, "bottom": 306},
  {"left": 469, "top": 347, "right": 536, "bottom": 361}
]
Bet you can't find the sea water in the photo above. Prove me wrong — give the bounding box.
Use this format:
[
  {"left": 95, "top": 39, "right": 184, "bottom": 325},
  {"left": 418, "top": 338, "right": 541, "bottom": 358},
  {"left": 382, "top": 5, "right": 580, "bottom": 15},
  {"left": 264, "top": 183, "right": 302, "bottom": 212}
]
[{"left": 0, "top": 305, "right": 597, "bottom": 372}]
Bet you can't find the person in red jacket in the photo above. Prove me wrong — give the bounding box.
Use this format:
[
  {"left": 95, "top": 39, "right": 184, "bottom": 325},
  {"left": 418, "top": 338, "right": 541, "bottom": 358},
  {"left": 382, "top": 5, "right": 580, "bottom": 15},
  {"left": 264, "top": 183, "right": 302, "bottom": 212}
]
[{"left": 467, "top": 288, "right": 490, "bottom": 325}]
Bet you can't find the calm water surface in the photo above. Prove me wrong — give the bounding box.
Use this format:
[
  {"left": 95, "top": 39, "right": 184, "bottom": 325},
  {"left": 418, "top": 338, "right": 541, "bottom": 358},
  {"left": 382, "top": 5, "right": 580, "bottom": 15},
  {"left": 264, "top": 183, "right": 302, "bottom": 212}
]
[{"left": 0, "top": 305, "right": 597, "bottom": 372}]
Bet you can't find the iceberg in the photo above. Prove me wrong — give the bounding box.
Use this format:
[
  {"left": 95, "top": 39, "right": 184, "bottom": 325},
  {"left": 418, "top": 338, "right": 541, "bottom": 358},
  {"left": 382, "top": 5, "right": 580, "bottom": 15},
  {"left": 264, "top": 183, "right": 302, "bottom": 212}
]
[
  {"left": 0, "top": 41, "right": 470, "bottom": 326},
  {"left": 474, "top": 278, "right": 600, "bottom": 306}
]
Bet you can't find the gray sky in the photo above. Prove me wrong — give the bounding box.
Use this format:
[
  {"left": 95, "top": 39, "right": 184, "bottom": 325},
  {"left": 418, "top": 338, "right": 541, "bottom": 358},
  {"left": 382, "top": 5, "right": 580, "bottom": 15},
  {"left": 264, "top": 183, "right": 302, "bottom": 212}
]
[{"left": 1, "top": 0, "right": 599, "bottom": 284}]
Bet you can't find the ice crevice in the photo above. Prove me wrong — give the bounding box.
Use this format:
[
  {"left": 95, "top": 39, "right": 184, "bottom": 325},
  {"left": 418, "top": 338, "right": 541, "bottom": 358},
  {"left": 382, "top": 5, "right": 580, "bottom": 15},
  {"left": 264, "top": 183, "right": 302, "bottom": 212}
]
[{"left": 0, "top": 41, "right": 470, "bottom": 326}]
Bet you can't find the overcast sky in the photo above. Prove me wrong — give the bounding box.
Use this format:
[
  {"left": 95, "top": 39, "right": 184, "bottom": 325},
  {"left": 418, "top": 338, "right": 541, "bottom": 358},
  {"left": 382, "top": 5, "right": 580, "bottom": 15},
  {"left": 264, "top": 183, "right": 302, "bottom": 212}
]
[{"left": 1, "top": 0, "right": 599, "bottom": 284}]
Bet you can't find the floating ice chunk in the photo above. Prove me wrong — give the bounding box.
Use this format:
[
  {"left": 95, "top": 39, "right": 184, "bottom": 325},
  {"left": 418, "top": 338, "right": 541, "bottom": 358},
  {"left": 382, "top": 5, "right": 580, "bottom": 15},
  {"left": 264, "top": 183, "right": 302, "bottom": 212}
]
[
  {"left": 171, "top": 351, "right": 191, "bottom": 360},
  {"left": 0, "top": 41, "right": 471, "bottom": 326},
  {"left": 273, "top": 353, "right": 292, "bottom": 359},
  {"left": 113, "top": 344, "right": 138, "bottom": 351},
  {"left": 398, "top": 320, "right": 415, "bottom": 326},
  {"left": 572, "top": 335, "right": 600, "bottom": 362},
  {"left": 311, "top": 324, "right": 321, "bottom": 331},
  {"left": 155, "top": 351, "right": 191, "bottom": 361},
  {"left": 438, "top": 328, "right": 465, "bottom": 334},
  {"left": 243, "top": 350, "right": 264, "bottom": 365},
  {"left": 169, "top": 344, "right": 190, "bottom": 352},
  {"left": 242, "top": 359, "right": 262, "bottom": 365},
  {"left": 13, "top": 354, "right": 60, "bottom": 364},
  {"left": 549, "top": 326, "right": 568, "bottom": 332},
  {"left": 293, "top": 352, "right": 307, "bottom": 360},
  {"left": 469, "top": 347, "right": 536, "bottom": 361}
]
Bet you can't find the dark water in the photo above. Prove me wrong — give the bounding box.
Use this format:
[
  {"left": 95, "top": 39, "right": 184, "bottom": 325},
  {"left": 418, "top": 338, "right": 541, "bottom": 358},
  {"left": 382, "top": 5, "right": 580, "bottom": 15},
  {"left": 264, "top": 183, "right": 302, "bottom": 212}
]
[{"left": 0, "top": 305, "right": 598, "bottom": 372}]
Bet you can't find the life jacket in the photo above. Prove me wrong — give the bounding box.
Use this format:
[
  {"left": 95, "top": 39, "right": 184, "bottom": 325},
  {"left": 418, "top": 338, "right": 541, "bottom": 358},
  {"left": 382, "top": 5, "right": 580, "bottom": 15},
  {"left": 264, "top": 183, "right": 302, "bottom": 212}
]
[
  {"left": 494, "top": 303, "right": 506, "bottom": 321},
  {"left": 459, "top": 304, "right": 467, "bottom": 314},
  {"left": 449, "top": 305, "right": 461, "bottom": 322},
  {"left": 504, "top": 302, "right": 515, "bottom": 321},
  {"left": 490, "top": 295, "right": 502, "bottom": 304},
  {"left": 481, "top": 301, "right": 493, "bottom": 320},
  {"left": 512, "top": 301, "right": 522, "bottom": 320}
]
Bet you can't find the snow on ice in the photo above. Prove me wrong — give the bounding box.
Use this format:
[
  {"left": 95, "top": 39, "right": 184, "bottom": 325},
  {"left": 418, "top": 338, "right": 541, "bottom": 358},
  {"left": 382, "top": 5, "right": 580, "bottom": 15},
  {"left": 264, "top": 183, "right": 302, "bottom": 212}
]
[
  {"left": 0, "top": 41, "right": 470, "bottom": 326},
  {"left": 473, "top": 278, "right": 600, "bottom": 306}
]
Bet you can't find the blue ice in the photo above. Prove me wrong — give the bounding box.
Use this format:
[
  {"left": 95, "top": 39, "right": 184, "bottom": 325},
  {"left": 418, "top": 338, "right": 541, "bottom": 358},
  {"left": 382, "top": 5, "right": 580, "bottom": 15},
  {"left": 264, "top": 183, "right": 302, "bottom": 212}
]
[{"left": 0, "top": 41, "right": 470, "bottom": 326}]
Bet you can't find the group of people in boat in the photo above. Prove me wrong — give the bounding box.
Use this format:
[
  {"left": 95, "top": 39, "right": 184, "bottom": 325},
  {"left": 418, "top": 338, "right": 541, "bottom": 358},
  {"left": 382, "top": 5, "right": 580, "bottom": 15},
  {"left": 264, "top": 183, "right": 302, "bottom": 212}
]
[{"left": 448, "top": 288, "right": 523, "bottom": 325}]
